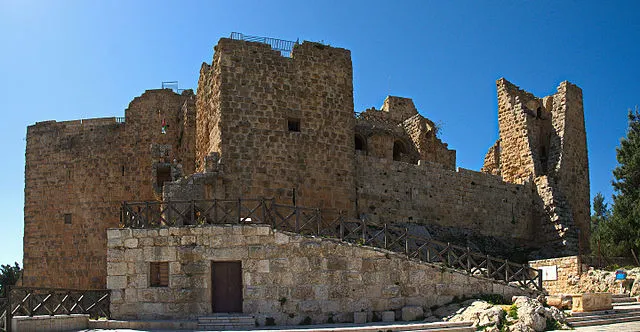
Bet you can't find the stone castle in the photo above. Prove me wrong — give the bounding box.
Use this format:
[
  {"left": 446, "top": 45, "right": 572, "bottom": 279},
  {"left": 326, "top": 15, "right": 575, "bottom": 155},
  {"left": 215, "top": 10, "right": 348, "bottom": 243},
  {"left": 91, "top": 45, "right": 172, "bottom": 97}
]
[{"left": 22, "top": 35, "right": 590, "bottom": 292}]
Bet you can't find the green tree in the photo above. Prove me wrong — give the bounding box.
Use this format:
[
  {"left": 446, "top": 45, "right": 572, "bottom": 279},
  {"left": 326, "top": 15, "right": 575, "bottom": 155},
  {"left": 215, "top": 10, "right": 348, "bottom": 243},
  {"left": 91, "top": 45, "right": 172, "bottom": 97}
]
[
  {"left": 597, "top": 108, "right": 640, "bottom": 258},
  {"left": 591, "top": 192, "right": 611, "bottom": 227},
  {"left": 0, "top": 262, "right": 21, "bottom": 297}
]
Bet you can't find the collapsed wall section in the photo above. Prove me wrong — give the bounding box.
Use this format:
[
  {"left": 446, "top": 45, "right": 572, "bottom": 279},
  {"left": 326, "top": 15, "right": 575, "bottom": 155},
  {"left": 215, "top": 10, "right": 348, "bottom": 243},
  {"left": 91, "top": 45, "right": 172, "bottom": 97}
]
[
  {"left": 197, "top": 38, "right": 355, "bottom": 210},
  {"left": 356, "top": 155, "right": 534, "bottom": 244}
]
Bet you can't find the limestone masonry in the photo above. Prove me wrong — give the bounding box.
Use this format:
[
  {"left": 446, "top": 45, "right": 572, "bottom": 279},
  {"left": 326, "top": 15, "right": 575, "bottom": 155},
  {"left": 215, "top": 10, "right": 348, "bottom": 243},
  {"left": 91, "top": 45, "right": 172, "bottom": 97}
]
[{"left": 23, "top": 36, "right": 590, "bottom": 290}]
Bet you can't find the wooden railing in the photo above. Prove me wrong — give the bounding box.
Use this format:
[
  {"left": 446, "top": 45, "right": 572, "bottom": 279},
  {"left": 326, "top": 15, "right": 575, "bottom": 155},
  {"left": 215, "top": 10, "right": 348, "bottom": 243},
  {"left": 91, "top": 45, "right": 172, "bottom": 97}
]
[
  {"left": 1, "top": 287, "right": 109, "bottom": 331},
  {"left": 121, "top": 198, "right": 542, "bottom": 291},
  {"left": 0, "top": 297, "right": 7, "bottom": 332}
]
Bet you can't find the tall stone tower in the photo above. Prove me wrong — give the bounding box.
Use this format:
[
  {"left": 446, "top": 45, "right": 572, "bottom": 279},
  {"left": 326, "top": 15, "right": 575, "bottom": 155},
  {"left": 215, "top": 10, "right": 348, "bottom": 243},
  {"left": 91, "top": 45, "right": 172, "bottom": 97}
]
[
  {"left": 195, "top": 38, "right": 355, "bottom": 210},
  {"left": 482, "top": 79, "right": 590, "bottom": 255}
]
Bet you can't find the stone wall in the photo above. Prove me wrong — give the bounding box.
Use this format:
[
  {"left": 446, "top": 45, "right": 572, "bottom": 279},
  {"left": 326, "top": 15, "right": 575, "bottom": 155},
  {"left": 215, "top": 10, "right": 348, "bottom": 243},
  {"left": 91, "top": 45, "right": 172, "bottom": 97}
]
[
  {"left": 195, "top": 38, "right": 355, "bottom": 210},
  {"left": 529, "top": 256, "right": 583, "bottom": 295},
  {"left": 356, "top": 155, "right": 534, "bottom": 242},
  {"left": 23, "top": 89, "right": 195, "bottom": 289},
  {"left": 107, "top": 224, "right": 531, "bottom": 325}
]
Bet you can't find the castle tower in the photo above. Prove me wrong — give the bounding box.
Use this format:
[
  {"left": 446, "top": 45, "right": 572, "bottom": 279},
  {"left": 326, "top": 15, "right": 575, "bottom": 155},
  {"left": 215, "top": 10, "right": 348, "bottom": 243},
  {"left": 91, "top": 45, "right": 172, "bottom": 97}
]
[
  {"left": 195, "top": 38, "right": 355, "bottom": 210},
  {"left": 482, "top": 79, "right": 590, "bottom": 255}
]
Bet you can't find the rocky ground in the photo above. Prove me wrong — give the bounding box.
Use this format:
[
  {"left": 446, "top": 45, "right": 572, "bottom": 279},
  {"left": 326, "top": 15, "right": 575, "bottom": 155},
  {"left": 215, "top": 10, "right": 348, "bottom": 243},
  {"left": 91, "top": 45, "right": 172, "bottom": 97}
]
[
  {"left": 566, "top": 267, "right": 640, "bottom": 295},
  {"left": 426, "top": 296, "right": 570, "bottom": 331}
]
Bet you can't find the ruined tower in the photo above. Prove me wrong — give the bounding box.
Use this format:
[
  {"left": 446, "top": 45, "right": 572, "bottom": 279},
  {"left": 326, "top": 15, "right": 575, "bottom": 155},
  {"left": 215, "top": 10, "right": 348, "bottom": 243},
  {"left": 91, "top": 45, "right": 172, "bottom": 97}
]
[{"left": 482, "top": 79, "right": 590, "bottom": 255}]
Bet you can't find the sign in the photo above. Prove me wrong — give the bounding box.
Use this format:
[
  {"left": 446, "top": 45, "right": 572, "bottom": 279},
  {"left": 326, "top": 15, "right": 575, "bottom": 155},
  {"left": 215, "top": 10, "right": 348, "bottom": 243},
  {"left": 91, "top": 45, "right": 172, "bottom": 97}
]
[
  {"left": 616, "top": 269, "right": 627, "bottom": 280},
  {"left": 540, "top": 265, "right": 558, "bottom": 281}
]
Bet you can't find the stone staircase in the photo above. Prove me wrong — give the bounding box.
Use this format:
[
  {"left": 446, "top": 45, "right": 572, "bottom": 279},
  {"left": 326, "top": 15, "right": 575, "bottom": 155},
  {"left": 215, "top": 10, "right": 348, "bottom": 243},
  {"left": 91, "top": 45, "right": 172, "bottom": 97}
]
[
  {"left": 196, "top": 317, "right": 474, "bottom": 331},
  {"left": 566, "top": 294, "right": 640, "bottom": 328},
  {"left": 197, "top": 315, "right": 255, "bottom": 330}
]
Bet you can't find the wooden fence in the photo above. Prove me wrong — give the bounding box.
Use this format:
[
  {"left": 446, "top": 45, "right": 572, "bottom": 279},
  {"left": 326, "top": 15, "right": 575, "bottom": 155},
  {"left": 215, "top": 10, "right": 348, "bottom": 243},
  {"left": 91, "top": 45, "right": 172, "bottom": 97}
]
[
  {"left": 122, "top": 198, "right": 542, "bottom": 292},
  {"left": 1, "top": 287, "right": 109, "bottom": 331}
]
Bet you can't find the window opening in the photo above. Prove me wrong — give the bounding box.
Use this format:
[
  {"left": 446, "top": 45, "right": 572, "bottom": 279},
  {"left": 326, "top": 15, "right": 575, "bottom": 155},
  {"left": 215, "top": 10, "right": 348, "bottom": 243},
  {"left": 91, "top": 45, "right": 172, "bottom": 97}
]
[
  {"left": 355, "top": 135, "right": 366, "bottom": 152},
  {"left": 288, "top": 118, "right": 300, "bottom": 132},
  {"left": 156, "top": 165, "right": 172, "bottom": 187},
  {"left": 64, "top": 213, "right": 72, "bottom": 225},
  {"left": 393, "top": 140, "right": 407, "bottom": 161},
  {"left": 150, "top": 262, "right": 169, "bottom": 287}
]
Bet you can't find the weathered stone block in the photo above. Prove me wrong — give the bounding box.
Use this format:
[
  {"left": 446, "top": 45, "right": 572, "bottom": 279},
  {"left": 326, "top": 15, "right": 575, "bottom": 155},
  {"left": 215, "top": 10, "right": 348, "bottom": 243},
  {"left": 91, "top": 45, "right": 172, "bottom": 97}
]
[
  {"left": 381, "top": 310, "right": 395, "bottom": 322},
  {"left": 353, "top": 311, "right": 367, "bottom": 324},
  {"left": 124, "top": 238, "right": 139, "bottom": 249},
  {"left": 572, "top": 293, "right": 612, "bottom": 312},
  {"left": 106, "top": 276, "right": 127, "bottom": 290},
  {"left": 401, "top": 305, "right": 424, "bottom": 321}
]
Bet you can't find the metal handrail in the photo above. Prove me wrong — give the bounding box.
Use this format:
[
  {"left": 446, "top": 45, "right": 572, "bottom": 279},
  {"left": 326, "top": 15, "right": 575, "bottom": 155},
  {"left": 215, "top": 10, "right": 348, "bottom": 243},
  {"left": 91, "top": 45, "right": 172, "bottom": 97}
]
[{"left": 230, "top": 32, "right": 297, "bottom": 57}]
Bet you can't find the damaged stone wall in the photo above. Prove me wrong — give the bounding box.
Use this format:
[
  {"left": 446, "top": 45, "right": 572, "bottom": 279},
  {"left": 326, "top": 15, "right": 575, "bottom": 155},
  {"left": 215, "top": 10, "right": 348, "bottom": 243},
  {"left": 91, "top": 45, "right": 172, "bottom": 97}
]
[
  {"left": 23, "top": 89, "right": 196, "bottom": 289},
  {"left": 481, "top": 79, "right": 590, "bottom": 255},
  {"left": 355, "top": 96, "right": 455, "bottom": 170},
  {"left": 106, "top": 224, "right": 531, "bottom": 324}
]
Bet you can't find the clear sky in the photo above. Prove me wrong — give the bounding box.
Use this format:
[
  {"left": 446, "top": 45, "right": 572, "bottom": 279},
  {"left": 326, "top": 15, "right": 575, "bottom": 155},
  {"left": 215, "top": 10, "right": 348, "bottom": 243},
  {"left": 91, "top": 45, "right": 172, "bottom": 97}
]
[{"left": 1, "top": 0, "right": 639, "bottom": 266}]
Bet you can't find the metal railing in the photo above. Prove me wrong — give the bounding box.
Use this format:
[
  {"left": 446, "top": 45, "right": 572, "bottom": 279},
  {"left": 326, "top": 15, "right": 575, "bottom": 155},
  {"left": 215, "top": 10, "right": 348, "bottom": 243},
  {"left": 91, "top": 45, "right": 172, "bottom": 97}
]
[
  {"left": 121, "top": 198, "right": 542, "bottom": 292},
  {"left": 230, "top": 32, "right": 297, "bottom": 57},
  {"left": 1, "top": 287, "right": 109, "bottom": 331}
]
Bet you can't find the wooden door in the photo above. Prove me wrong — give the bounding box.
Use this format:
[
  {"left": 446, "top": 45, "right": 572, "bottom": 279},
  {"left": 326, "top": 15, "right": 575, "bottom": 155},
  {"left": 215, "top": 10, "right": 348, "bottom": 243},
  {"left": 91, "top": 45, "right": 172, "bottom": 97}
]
[{"left": 211, "top": 261, "right": 243, "bottom": 313}]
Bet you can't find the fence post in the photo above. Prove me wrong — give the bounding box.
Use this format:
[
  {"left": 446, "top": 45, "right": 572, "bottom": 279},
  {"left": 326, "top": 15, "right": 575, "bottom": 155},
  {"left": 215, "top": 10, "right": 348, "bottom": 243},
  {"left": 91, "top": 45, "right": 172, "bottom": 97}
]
[
  {"left": 505, "top": 259, "right": 509, "bottom": 283},
  {"left": 295, "top": 207, "right": 300, "bottom": 233},
  {"left": 6, "top": 285, "right": 11, "bottom": 332},
  {"left": 339, "top": 214, "right": 344, "bottom": 240},
  {"left": 467, "top": 247, "right": 471, "bottom": 273},
  {"left": 145, "top": 201, "right": 150, "bottom": 228},
  {"left": 261, "top": 199, "right": 267, "bottom": 226},
  {"left": 361, "top": 217, "right": 366, "bottom": 243},
  {"left": 446, "top": 243, "right": 451, "bottom": 267},
  {"left": 316, "top": 209, "right": 321, "bottom": 236},
  {"left": 384, "top": 224, "right": 388, "bottom": 249},
  {"left": 404, "top": 228, "right": 409, "bottom": 254},
  {"left": 237, "top": 198, "right": 242, "bottom": 224},
  {"left": 538, "top": 269, "right": 543, "bottom": 291},
  {"left": 213, "top": 199, "right": 218, "bottom": 224},
  {"left": 191, "top": 200, "right": 196, "bottom": 225},
  {"left": 486, "top": 254, "right": 492, "bottom": 278}
]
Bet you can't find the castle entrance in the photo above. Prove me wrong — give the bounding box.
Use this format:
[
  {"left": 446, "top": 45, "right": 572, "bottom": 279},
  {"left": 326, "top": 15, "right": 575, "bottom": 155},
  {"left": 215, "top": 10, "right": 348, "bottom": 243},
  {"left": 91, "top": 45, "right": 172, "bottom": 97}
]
[{"left": 211, "top": 261, "right": 243, "bottom": 313}]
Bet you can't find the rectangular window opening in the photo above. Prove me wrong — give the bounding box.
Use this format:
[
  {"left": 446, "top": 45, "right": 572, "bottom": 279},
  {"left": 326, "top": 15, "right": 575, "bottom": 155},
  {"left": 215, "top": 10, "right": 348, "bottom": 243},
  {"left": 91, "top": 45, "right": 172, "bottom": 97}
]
[
  {"left": 288, "top": 118, "right": 300, "bottom": 132},
  {"left": 150, "top": 262, "right": 169, "bottom": 287},
  {"left": 64, "top": 213, "right": 72, "bottom": 225},
  {"left": 156, "top": 165, "right": 172, "bottom": 186}
]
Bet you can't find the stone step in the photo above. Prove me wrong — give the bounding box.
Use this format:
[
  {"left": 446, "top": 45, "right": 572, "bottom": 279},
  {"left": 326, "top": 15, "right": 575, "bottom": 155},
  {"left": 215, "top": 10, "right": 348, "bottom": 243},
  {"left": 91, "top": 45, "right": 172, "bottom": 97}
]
[
  {"left": 612, "top": 296, "right": 637, "bottom": 303},
  {"left": 568, "top": 314, "right": 640, "bottom": 328},
  {"left": 198, "top": 318, "right": 255, "bottom": 324},
  {"left": 568, "top": 307, "right": 640, "bottom": 317},
  {"left": 611, "top": 293, "right": 632, "bottom": 298},
  {"left": 567, "top": 311, "right": 640, "bottom": 323},
  {"left": 408, "top": 327, "right": 475, "bottom": 332},
  {"left": 233, "top": 321, "right": 475, "bottom": 332},
  {"left": 614, "top": 301, "right": 640, "bottom": 307}
]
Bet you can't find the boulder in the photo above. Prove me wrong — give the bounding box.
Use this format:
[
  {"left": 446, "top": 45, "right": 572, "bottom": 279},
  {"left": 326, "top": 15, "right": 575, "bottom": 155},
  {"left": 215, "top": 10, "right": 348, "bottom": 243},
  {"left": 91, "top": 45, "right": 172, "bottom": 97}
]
[
  {"left": 446, "top": 300, "right": 504, "bottom": 328},
  {"left": 513, "top": 296, "right": 547, "bottom": 332}
]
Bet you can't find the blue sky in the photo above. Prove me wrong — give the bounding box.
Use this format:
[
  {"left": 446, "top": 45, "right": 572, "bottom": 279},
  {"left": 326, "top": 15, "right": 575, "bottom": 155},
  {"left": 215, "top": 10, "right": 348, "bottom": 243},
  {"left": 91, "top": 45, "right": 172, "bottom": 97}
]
[{"left": 1, "top": 0, "right": 639, "bottom": 266}]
